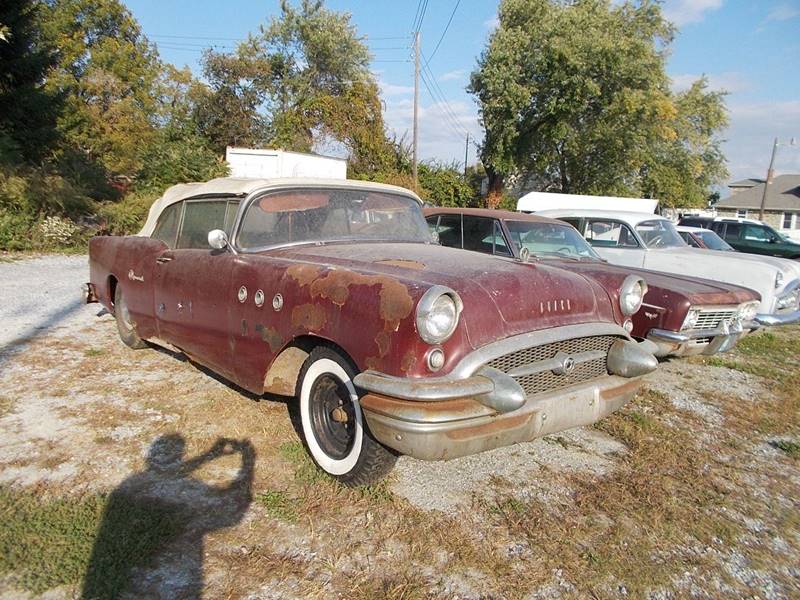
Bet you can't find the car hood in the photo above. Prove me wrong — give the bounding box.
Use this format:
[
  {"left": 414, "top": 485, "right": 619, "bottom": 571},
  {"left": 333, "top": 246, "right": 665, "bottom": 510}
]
[
  {"left": 719, "top": 250, "right": 800, "bottom": 282},
  {"left": 274, "top": 242, "right": 617, "bottom": 347},
  {"left": 547, "top": 258, "right": 759, "bottom": 306},
  {"left": 642, "top": 246, "right": 781, "bottom": 311}
]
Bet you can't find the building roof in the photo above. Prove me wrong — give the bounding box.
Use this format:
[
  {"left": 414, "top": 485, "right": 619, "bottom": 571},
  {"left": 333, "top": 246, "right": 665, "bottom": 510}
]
[
  {"left": 716, "top": 174, "right": 800, "bottom": 211},
  {"left": 535, "top": 208, "right": 671, "bottom": 227},
  {"left": 728, "top": 178, "right": 764, "bottom": 188}
]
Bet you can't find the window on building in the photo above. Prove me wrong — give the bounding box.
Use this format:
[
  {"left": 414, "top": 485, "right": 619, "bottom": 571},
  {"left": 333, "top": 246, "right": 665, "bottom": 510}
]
[
  {"left": 782, "top": 212, "right": 796, "bottom": 229},
  {"left": 736, "top": 209, "right": 748, "bottom": 219}
]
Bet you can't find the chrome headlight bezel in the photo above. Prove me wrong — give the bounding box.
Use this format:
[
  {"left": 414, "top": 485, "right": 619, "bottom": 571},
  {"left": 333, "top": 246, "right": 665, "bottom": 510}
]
[
  {"left": 416, "top": 285, "right": 463, "bottom": 344},
  {"left": 681, "top": 308, "right": 701, "bottom": 331},
  {"left": 619, "top": 275, "right": 648, "bottom": 316},
  {"left": 737, "top": 300, "right": 759, "bottom": 322}
]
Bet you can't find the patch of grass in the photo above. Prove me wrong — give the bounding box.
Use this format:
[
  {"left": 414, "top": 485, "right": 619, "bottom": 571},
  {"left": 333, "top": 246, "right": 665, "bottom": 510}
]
[
  {"left": 0, "top": 486, "right": 181, "bottom": 596},
  {"left": 771, "top": 439, "right": 800, "bottom": 459},
  {"left": 83, "top": 348, "right": 104, "bottom": 357},
  {"left": 480, "top": 390, "right": 743, "bottom": 596},
  {"left": 278, "top": 441, "right": 328, "bottom": 485},
  {"left": 256, "top": 490, "right": 298, "bottom": 523}
]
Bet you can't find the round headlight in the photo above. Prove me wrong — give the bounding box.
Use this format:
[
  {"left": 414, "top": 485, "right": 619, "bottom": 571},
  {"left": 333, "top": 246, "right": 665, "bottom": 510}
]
[
  {"left": 619, "top": 275, "right": 648, "bottom": 316},
  {"left": 776, "top": 271, "right": 784, "bottom": 289},
  {"left": 416, "top": 286, "right": 462, "bottom": 344},
  {"left": 681, "top": 309, "right": 700, "bottom": 331}
]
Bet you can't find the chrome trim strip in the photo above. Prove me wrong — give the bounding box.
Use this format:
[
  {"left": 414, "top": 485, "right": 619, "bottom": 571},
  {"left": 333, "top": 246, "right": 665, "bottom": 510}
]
[{"left": 450, "top": 322, "right": 630, "bottom": 378}]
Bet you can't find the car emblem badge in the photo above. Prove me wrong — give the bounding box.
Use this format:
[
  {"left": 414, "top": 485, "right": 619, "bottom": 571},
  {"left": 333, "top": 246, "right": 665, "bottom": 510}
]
[
  {"left": 127, "top": 269, "right": 144, "bottom": 282},
  {"left": 552, "top": 351, "right": 576, "bottom": 376}
]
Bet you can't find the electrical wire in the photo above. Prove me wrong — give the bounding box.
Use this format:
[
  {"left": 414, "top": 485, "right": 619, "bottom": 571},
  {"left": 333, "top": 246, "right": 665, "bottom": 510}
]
[
  {"left": 419, "top": 68, "right": 469, "bottom": 140},
  {"left": 425, "top": 0, "right": 461, "bottom": 65}
]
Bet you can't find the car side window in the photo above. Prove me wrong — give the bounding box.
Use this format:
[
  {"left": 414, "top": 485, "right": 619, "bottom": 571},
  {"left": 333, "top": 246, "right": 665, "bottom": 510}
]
[
  {"left": 684, "top": 233, "right": 701, "bottom": 248},
  {"left": 151, "top": 202, "right": 182, "bottom": 248},
  {"left": 426, "top": 215, "right": 439, "bottom": 236},
  {"left": 176, "top": 200, "right": 228, "bottom": 249},
  {"left": 743, "top": 224, "right": 771, "bottom": 242},
  {"left": 462, "top": 216, "right": 512, "bottom": 257},
  {"left": 723, "top": 223, "right": 741, "bottom": 240},
  {"left": 585, "top": 219, "right": 639, "bottom": 248},
  {"left": 435, "top": 214, "right": 462, "bottom": 248},
  {"left": 559, "top": 218, "right": 582, "bottom": 231}
]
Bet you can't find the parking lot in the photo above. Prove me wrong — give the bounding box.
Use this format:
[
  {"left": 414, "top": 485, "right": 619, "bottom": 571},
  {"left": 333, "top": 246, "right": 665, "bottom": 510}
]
[{"left": 1, "top": 255, "right": 798, "bottom": 599}]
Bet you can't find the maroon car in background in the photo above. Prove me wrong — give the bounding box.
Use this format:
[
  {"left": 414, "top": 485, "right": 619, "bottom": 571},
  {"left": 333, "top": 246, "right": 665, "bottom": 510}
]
[
  {"left": 424, "top": 208, "right": 761, "bottom": 358},
  {"left": 85, "top": 178, "right": 659, "bottom": 485}
]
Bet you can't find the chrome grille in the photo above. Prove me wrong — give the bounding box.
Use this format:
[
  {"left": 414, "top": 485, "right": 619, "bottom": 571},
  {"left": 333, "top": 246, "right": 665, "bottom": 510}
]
[
  {"left": 690, "top": 309, "right": 737, "bottom": 331},
  {"left": 486, "top": 335, "right": 617, "bottom": 397}
]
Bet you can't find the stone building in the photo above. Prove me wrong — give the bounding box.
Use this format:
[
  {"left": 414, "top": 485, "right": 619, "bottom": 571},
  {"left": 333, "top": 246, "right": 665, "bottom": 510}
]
[{"left": 715, "top": 174, "right": 800, "bottom": 230}]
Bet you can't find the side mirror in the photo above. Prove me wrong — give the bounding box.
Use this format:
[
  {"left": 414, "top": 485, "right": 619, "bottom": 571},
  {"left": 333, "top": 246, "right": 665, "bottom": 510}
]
[{"left": 208, "top": 229, "right": 229, "bottom": 250}]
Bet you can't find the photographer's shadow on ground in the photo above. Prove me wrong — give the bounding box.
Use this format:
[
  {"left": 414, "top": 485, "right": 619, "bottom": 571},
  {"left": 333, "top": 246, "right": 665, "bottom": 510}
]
[{"left": 81, "top": 434, "right": 255, "bottom": 599}]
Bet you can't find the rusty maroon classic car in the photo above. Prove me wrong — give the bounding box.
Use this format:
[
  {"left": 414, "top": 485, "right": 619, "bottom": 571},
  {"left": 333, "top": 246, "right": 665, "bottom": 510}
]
[
  {"left": 424, "top": 208, "right": 762, "bottom": 358},
  {"left": 85, "top": 178, "right": 657, "bottom": 485}
]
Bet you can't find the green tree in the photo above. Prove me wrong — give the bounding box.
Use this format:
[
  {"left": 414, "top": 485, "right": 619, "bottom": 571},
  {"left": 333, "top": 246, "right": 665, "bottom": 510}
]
[
  {"left": 0, "top": 0, "right": 60, "bottom": 164},
  {"left": 40, "top": 0, "right": 162, "bottom": 179},
  {"left": 469, "top": 0, "right": 728, "bottom": 206},
  {"left": 418, "top": 162, "right": 478, "bottom": 207},
  {"left": 198, "top": 0, "right": 395, "bottom": 176}
]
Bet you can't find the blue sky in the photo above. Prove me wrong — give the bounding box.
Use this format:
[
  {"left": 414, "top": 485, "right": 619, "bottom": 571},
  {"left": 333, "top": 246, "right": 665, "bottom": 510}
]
[{"left": 125, "top": 0, "right": 800, "bottom": 187}]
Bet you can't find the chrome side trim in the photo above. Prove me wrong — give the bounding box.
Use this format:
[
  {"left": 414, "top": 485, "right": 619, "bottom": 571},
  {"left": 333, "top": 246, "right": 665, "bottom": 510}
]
[{"left": 450, "top": 322, "right": 630, "bottom": 378}]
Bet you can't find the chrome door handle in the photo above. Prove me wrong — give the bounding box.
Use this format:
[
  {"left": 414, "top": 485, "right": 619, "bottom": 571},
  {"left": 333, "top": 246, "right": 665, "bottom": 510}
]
[{"left": 156, "top": 256, "right": 173, "bottom": 264}]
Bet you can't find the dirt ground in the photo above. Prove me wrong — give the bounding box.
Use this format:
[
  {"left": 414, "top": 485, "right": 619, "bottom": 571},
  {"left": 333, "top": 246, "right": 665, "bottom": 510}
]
[{"left": 0, "top": 255, "right": 798, "bottom": 599}]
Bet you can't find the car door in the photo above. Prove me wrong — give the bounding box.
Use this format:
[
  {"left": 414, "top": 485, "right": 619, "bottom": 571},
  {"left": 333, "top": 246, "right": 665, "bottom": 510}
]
[
  {"left": 153, "top": 197, "right": 240, "bottom": 381},
  {"left": 740, "top": 223, "right": 781, "bottom": 256},
  {"left": 582, "top": 218, "right": 646, "bottom": 268}
]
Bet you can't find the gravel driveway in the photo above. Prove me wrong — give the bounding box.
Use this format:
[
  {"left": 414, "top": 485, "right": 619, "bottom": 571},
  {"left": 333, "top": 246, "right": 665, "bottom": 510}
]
[{"left": 0, "top": 255, "right": 93, "bottom": 350}]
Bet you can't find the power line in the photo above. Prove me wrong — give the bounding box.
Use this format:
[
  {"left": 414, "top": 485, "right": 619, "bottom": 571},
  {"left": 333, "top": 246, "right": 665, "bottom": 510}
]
[
  {"left": 411, "top": 0, "right": 429, "bottom": 34},
  {"left": 425, "top": 0, "right": 461, "bottom": 65},
  {"left": 421, "top": 60, "right": 469, "bottom": 138},
  {"left": 419, "top": 68, "right": 468, "bottom": 140}
]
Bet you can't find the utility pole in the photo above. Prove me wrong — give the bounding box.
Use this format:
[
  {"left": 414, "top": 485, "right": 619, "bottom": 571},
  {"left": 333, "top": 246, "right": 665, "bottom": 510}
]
[
  {"left": 412, "top": 31, "right": 420, "bottom": 187},
  {"left": 759, "top": 137, "right": 778, "bottom": 221},
  {"left": 464, "top": 133, "right": 469, "bottom": 178}
]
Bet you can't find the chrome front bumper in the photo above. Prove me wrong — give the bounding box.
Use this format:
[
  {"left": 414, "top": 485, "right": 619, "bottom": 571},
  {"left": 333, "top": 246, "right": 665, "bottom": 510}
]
[
  {"left": 360, "top": 376, "right": 642, "bottom": 461},
  {"left": 353, "top": 323, "right": 657, "bottom": 460},
  {"left": 646, "top": 319, "right": 757, "bottom": 358},
  {"left": 754, "top": 309, "right": 800, "bottom": 326}
]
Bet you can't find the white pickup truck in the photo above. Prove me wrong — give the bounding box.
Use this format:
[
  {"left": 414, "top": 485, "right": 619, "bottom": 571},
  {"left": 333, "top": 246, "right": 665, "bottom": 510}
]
[{"left": 536, "top": 209, "right": 800, "bottom": 327}]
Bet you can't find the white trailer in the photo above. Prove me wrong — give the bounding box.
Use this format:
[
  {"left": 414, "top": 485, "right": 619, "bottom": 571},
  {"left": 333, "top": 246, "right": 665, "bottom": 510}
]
[
  {"left": 225, "top": 147, "right": 347, "bottom": 180},
  {"left": 517, "top": 191, "right": 659, "bottom": 214}
]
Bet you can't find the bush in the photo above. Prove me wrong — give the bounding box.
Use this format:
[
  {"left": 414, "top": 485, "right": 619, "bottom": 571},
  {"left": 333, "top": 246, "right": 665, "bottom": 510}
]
[
  {"left": 0, "top": 209, "right": 35, "bottom": 251},
  {"left": 38, "top": 216, "right": 79, "bottom": 246},
  {"left": 96, "top": 191, "right": 158, "bottom": 236}
]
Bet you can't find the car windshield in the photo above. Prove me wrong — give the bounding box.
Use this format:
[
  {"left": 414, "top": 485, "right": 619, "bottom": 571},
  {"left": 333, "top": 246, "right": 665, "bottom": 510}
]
[
  {"left": 635, "top": 219, "right": 687, "bottom": 248},
  {"left": 505, "top": 220, "right": 601, "bottom": 259},
  {"left": 237, "top": 189, "right": 430, "bottom": 249},
  {"left": 698, "top": 230, "right": 734, "bottom": 251}
]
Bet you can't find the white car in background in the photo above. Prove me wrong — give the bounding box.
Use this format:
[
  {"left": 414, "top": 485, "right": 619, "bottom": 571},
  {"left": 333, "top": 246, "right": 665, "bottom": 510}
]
[{"left": 535, "top": 209, "right": 800, "bottom": 326}]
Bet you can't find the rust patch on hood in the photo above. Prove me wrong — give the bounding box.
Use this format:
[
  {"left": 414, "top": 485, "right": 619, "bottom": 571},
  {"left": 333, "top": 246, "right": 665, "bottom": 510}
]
[
  {"left": 374, "top": 259, "right": 426, "bottom": 270},
  {"left": 375, "top": 331, "right": 391, "bottom": 357},
  {"left": 287, "top": 264, "right": 323, "bottom": 287},
  {"left": 291, "top": 303, "right": 327, "bottom": 331},
  {"left": 255, "top": 324, "right": 283, "bottom": 353},
  {"left": 309, "top": 269, "right": 414, "bottom": 326}
]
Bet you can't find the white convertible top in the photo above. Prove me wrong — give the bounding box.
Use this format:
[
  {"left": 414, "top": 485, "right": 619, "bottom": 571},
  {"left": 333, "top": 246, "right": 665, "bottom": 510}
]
[{"left": 138, "top": 177, "right": 422, "bottom": 237}]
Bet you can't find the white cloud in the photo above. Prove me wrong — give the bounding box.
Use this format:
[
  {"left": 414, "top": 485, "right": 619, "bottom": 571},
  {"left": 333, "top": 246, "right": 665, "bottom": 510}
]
[
  {"left": 382, "top": 95, "right": 482, "bottom": 165},
  {"left": 484, "top": 15, "right": 500, "bottom": 29},
  {"left": 378, "top": 80, "right": 414, "bottom": 97},
  {"left": 439, "top": 69, "right": 466, "bottom": 82},
  {"left": 763, "top": 3, "right": 800, "bottom": 23},
  {"left": 663, "top": 0, "right": 723, "bottom": 26},
  {"left": 670, "top": 71, "right": 751, "bottom": 93},
  {"left": 723, "top": 100, "right": 800, "bottom": 182}
]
